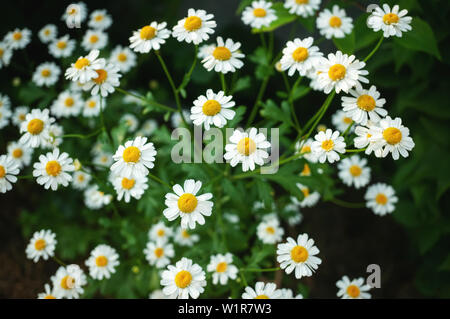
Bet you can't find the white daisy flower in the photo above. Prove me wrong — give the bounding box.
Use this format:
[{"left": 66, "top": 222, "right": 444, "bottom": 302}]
[
  {"left": 7, "top": 141, "right": 32, "bottom": 169},
  {"left": 201, "top": 37, "right": 245, "bottom": 74},
  {"left": 111, "top": 136, "right": 157, "bottom": 179},
  {"left": 49, "top": 35, "right": 76, "bottom": 58},
  {"left": 85, "top": 244, "right": 120, "bottom": 280},
  {"left": 88, "top": 9, "right": 112, "bottom": 30},
  {"left": 144, "top": 239, "right": 175, "bottom": 269},
  {"left": 93, "top": 151, "right": 113, "bottom": 167},
  {"left": 292, "top": 183, "right": 320, "bottom": 208},
  {"left": 368, "top": 116, "right": 415, "bottom": 160},
  {"left": 0, "top": 42, "right": 12, "bottom": 69},
  {"left": 11, "top": 106, "right": 29, "bottom": 127},
  {"left": 284, "top": 0, "right": 321, "bottom": 17},
  {"left": 315, "top": 51, "right": 369, "bottom": 94},
  {"left": 37, "top": 283, "right": 59, "bottom": 299},
  {"left": 33, "top": 148, "right": 75, "bottom": 191},
  {"left": 19, "top": 109, "right": 55, "bottom": 148},
  {"left": 311, "top": 128, "right": 346, "bottom": 163},
  {"left": 160, "top": 257, "right": 207, "bottom": 299},
  {"left": 82, "top": 95, "right": 103, "bottom": 117},
  {"left": 149, "top": 290, "right": 169, "bottom": 299},
  {"left": 353, "top": 122, "right": 382, "bottom": 158},
  {"left": 295, "top": 138, "right": 318, "bottom": 163},
  {"left": 316, "top": 5, "right": 353, "bottom": 39},
  {"left": 83, "top": 63, "right": 121, "bottom": 97},
  {"left": 338, "top": 155, "right": 371, "bottom": 189},
  {"left": 257, "top": 218, "right": 284, "bottom": 244},
  {"left": 38, "top": 24, "right": 57, "bottom": 43},
  {"left": 25, "top": 229, "right": 57, "bottom": 263},
  {"left": 367, "top": 4, "right": 412, "bottom": 38},
  {"left": 332, "top": 110, "right": 354, "bottom": 133},
  {"left": 163, "top": 179, "right": 213, "bottom": 230},
  {"left": 32, "top": 62, "right": 61, "bottom": 87},
  {"left": 81, "top": 29, "right": 108, "bottom": 51},
  {"left": 171, "top": 110, "right": 192, "bottom": 127},
  {"left": 242, "top": 282, "right": 282, "bottom": 299},
  {"left": 207, "top": 253, "right": 238, "bottom": 285},
  {"left": 112, "top": 174, "right": 148, "bottom": 203},
  {"left": 174, "top": 227, "right": 199, "bottom": 247},
  {"left": 120, "top": 113, "right": 139, "bottom": 132},
  {"left": 109, "top": 45, "right": 137, "bottom": 73},
  {"left": 43, "top": 123, "right": 64, "bottom": 149},
  {"left": 0, "top": 106, "right": 11, "bottom": 128},
  {"left": 139, "top": 119, "right": 158, "bottom": 136},
  {"left": 197, "top": 43, "right": 215, "bottom": 59},
  {"left": 148, "top": 221, "right": 173, "bottom": 243},
  {"left": 280, "top": 37, "right": 323, "bottom": 76},
  {"left": 72, "top": 170, "right": 91, "bottom": 190},
  {"left": 341, "top": 84, "right": 387, "bottom": 125},
  {"left": 5, "top": 28, "right": 31, "bottom": 49},
  {"left": 365, "top": 183, "right": 398, "bottom": 216},
  {"left": 223, "top": 213, "right": 240, "bottom": 224},
  {"left": 129, "top": 21, "right": 171, "bottom": 53},
  {"left": 62, "top": 2, "right": 88, "bottom": 27},
  {"left": 51, "top": 91, "right": 83, "bottom": 118},
  {"left": 172, "top": 9, "right": 216, "bottom": 45},
  {"left": 65, "top": 49, "right": 106, "bottom": 84},
  {"left": 84, "top": 185, "right": 112, "bottom": 210},
  {"left": 224, "top": 127, "right": 271, "bottom": 172},
  {"left": 277, "top": 233, "right": 321, "bottom": 279},
  {"left": 190, "top": 89, "right": 236, "bottom": 130},
  {"left": 242, "top": 0, "right": 277, "bottom": 29},
  {"left": 0, "top": 93, "right": 11, "bottom": 110},
  {"left": 51, "top": 264, "right": 87, "bottom": 299},
  {"left": 279, "top": 288, "right": 295, "bottom": 299},
  {"left": 0, "top": 155, "right": 19, "bottom": 193},
  {"left": 336, "top": 276, "right": 371, "bottom": 299}
]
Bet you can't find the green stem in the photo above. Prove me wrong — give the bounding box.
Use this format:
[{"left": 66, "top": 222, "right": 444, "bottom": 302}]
[
  {"left": 100, "top": 96, "right": 113, "bottom": 145},
  {"left": 17, "top": 175, "right": 33, "bottom": 180},
  {"left": 240, "top": 267, "right": 281, "bottom": 273},
  {"left": 345, "top": 148, "right": 366, "bottom": 153},
  {"left": 246, "top": 76, "right": 270, "bottom": 127},
  {"left": 301, "top": 91, "right": 336, "bottom": 143},
  {"left": 52, "top": 256, "right": 66, "bottom": 267},
  {"left": 219, "top": 73, "right": 227, "bottom": 94},
  {"left": 363, "top": 36, "right": 384, "bottom": 62},
  {"left": 62, "top": 128, "right": 103, "bottom": 139},
  {"left": 147, "top": 172, "right": 172, "bottom": 189},
  {"left": 116, "top": 87, "right": 175, "bottom": 113},
  {"left": 178, "top": 45, "right": 198, "bottom": 91},
  {"left": 289, "top": 77, "right": 303, "bottom": 132},
  {"left": 342, "top": 120, "right": 354, "bottom": 137},
  {"left": 328, "top": 198, "right": 366, "bottom": 209}
]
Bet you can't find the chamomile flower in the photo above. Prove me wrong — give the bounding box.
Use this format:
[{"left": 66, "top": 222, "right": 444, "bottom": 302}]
[
  {"left": 32, "top": 62, "right": 61, "bottom": 87},
  {"left": 317, "top": 5, "right": 353, "bottom": 39},
  {"left": 0, "top": 93, "right": 11, "bottom": 110},
  {"left": 300, "top": 162, "right": 312, "bottom": 176},
  {"left": 338, "top": 155, "right": 371, "bottom": 189},
  {"left": 207, "top": 253, "right": 238, "bottom": 285},
  {"left": 72, "top": 170, "right": 91, "bottom": 190},
  {"left": 85, "top": 244, "right": 120, "bottom": 280},
  {"left": 172, "top": 9, "right": 217, "bottom": 45},
  {"left": 5, "top": 28, "right": 31, "bottom": 49},
  {"left": 202, "top": 37, "right": 245, "bottom": 74},
  {"left": 44, "top": 123, "right": 64, "bottom": 149},
  {"left": 368, "top": 116, "right": 415, "bottom": 160},
  {"left": 83, "top": 63, "right": 121, "bottom": 97},
  {"left": 49, "top": 35, "right": 76, "bottom": 58},
  {"left": 0, "top": 107, "right": 11, "bottom": 128},
  {"left": 341, "top": 85, "right": 387, "bottom": 125},
  {"left": 7, "top": 141, "right": 32, "bottom": 169},
  {"left": 174, "top": 227, "right": 199, "bottom": 247},
  {"left": 111, "top": 136, "right": 157, "bottom": 179},
  {"left": 62, "top": 2, "right": 88, "bottom": 26},
  {"left": 139, "top": 119, "right": 158, "bottom": 136},
  {"left": 257, "top": 218, "right": 284, "bottom": 244},
  {"left": 190, "top": 89, "right": 236, "bottom": 130},
  {"left": 82, "top": 96, "right": 102, "bottom": 117},
  {"left": 0, "top": 155, "right": 19, "bottom": 193},
  {"left": 171, "top": 110, "right": 192, "bottom": 127},
  {"left": 279, "top": 288, "right": 295, "bottom": 299},
  {"left": 38, "top": 24, "right": 57, "bottom": 43},
  {"left": 0, "top": 42, "right": 13, "bottom": 68},
  {"left": 37, "top": 284, "right": 59, "bottom": 299},
  {"left": 109, "top": 45, "right": 137, "bottom": 73},
  {"left": 242, "top": 282, "right": 282, "bottom": 299},
  {"left": 163, "top": 179, "right": 213, "bottom": 230},
  {"left": 148, "top": 222, "right": 173, "bottom": 243},
  {"left": 295, "top": 138, "right": 318, "bottom": 163},
  {"left": 280, "top": 37, "right": 323, "bottom": 76},
  {"left": 120, "top": 113, "right": 139, "bottom": 132},
  {"left": 332, "top": 110, "right": 354, "bottom": 133},
  {"left": 197, "top": 44, "right": 215, "bottom": 59},
  {"left": 277, "top": 233, "right": 321, "bottom": 279},
  {"left": 144, "top": 239, "right": 175, "bottom": 269},
  {"left": 129, "top": 21, "right": 171, "bottom": 53},
  {"left": 336, "top": 276, "right": 371, "bottom": 299},
  {"left": 51, "top": 91, "right": 83, "bottom": 118},
  {"left": 84, "top": 185, "right": 112, "bottom": 210},
  {"left": 65, "top": 49, "right": 106, "bottom": 84},
  {"left": 33, "top": 148, "right": 75, "bottom": 191},
  {"left": 242, "top": 1, "right": 277, "bottom": 29},
  {"left": 160, "top": 257, "right": 207, "bottom": 299},
  {"left": 224, "top": 128, "right": 271, "bottom": 172},
  {"left": 93, "top": 151, "right": 113, "bottom": 167},
  {"left": 25, "top": 229, "right": 57, "bottom": 263},
  {"left": 367, "top": 4, "right": 412, "bottom": 38},
  {"left": 11, "top": 106, "right": 28, "bottom": 127},
  {"left": 81, "top": 29, "right": 108, "bottom": 51},
  {"left": 365, "top": 183, "right": 398, "bottom": 216},
  {"left": 311, "top": 129, "right": 346, "bottom": 163},
  {"left": 112, "top": 174, "right": 148, "bottom": 203},
  {"left": 51, "top": 264, "right": 87, "bottom": 299},
  {"left": 19, "top": 108, "right": 55, "bottom": 148},
  {"left": 223, "top": 213, "right": 240, "bottom": 224},
  {"left": 353, "top": 122, "right": 382, "bottom": 158},
  {"left": 88, "top": 9, "right": 112, "bottom": 30},
  {"left": 284, "top": 0, "right": 321, "bottom": 17},
  {"left": 292, "top": 183, "right": 320, "bottom": 208}
]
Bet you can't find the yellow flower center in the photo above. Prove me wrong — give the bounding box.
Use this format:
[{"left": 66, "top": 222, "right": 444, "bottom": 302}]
[
  {"left": 329, "top": 16, "right": 342, "bottom": 28},
  {"left": 34, "top": 239, "right": 46, "bottom": 250},
  {"left": 78, "top": 175, "right": 85, "bottom": 182},
  {"left": 41, "top": 69, "right": 51, "bottom": 77},
  {"left": 291, "top": 245, "right": 309, "bottom": 263},
  {"left": 383, "top": 127, "right": 402, "bottom": 145},
  {"left": 45, "top": 161, "right": 62, "bottom": 177},
  {"left": 88, "top": 100, "right": 96, "bottom": 108},
  {"left": 74, "top": 58, "right": 90, "bottom": 70},
  {"left": 212, "top": 46, "right": 232, "bottom": 61},
  {"left": 357, "top": 94, "right": 376, "bottom": 111},
  {"left": 301, "top": 145, "right": 311, "bottom": 154},
  {"left": 121, "top": 177, "right": 135, "bottom": 190},
  {"left": 140, "top": 25, "right": 157, "bottom": 40},
  {"left": 292, "top": 47, "right": 309, "bottom": 62},
  {"left": 328, "top": 64, "right": 346, "bottom": 81},
  {"left": 301, "top": 163, "right": 311, "bottom": 176},
  {"left": 44, "top": 295, "right": 56, "bottom": 299},
  {"left": 349, "top": 165, "right": 362, "bottom": 177},
  {"left": 89, "top": 35, "right": 99, "bottom": 43},
  {"left": 12, "top": 148, "right": 23, "bottom": 158},
  {"left": 266, "top": 226, "right": 275, "bottom": 234},
  {"left": 44, "top": 29, "right": 50, "bottom": 36},
  {"left": 216, "top": 262, "right": 227, "bottom": 273},
  {"left": 301, "top": 187, "right": 310, "bottom": 197},
  {"left": 253, "top": 8, "right": 267, "bottom": 17},
  {"left": 174, "top": 270, "right": 192, "bottom": 288},
  {"left": 57, "top": 41, "right": 67, "bottom": 49},
  {"left": 321, "top": 139, "right": 334, "bottom": 151},
  {"left": 0, "top": 49, "right": 3, "bottom": 57},
  {"left": 95, "top": 255, "right": 108, "bottom": 267},
  {"left": 237, "top": 137, "right": 256, "bottom": 156},
  {"left": 27, "top": 119, "right": 44, "bottom": 135},
  {"left": 122, "top": 146, "right": 141, "bottom": 163},
  {"left": 346, "top": 285, "right": 361, "bottom": 298},
  {"left": 13, "top": 32, "right": 22, "bottom": 40},
  {"left": 296, "top": 0, "right": 309, "bottom": 3},
  {"left": 60, "top": 276, "right": 74, "bottom": 290},
  {"left": 383, "top": 13, "right": 399, "bottom": 25},
  {"left": 65, "top": 97, "right": 74, "bottom": 107},
  {"left": 184, "top": 16, "right": 202, "bottom": 31},
  {"left": 202, "top": 99, "right": 221, "bottom": 116},
  {"left": 69, "top": 8, "right": 77, "bottom": 15},
  {"left": 375, "top": 193, "right": 388, "bottom": 205},
  {"left": 177, "top": 193, "right": 198, "bottom": 213},
  {"left": 95, "top": 15, "right": 104, "bottom": 21},
  {"left": 117, "top": 53, "right": 127, "bottom": 62},
  {"left": 255, "top": 295, "right": 269, "bottom": 299},
  {"left": 154, "top": 247, "right": 164, "bottom": 258},
  {"left": 157, "top": 229, "right": 165, "bottom": 237},
  {"left": 19, "top": 114, "right": 26, "bottom": 121},
  {"left": 0, "top": 165, "right": 4, "bottom": 178},
  {"left": 93, "top": 69, "right": 108, "bottom": 84},
  {"left": 343, "top": 117, "right": 352, "bottom": 124},
  {"left": 181, "top": 230, "right": 190, "bottom": 238}
]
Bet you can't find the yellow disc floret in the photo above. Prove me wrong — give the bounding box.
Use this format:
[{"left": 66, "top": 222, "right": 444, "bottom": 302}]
[
  {"left": 237, "top": 137, "right": 256, "bottom": 156},
  {"left": 121, "top": 177, "right": 135, "bottom": 190},
  {"left": 202, "top": 100, "right": 221, "bottom": 116},
  {"left": 45, "top": 161, "right": 62, "bottom": 177},
  {"left": 292, "top": 47, "right": 309, "bottom": 62},
  {"left": 27, "top": 119, "right": 44, "bottom": 135},
  {"left": 291, "top": 245, "right": 309, "bottom": 263},
  {"left": 122, "top": 146, "right": 141, "bottom": 163},
  {"left": 328, "top": 64, "right": 346, "bottom": 81},
  {"left": 174, "top": 270, "right": 192, "bottom": 288},
  {"left": 212, "top": 46, "right": 232, "bottom": 61},
  {"left": 184, "top": 16, "right": 202, "bottom": 31},
  {"left": 253, "top": 8, "right": 267, "bottom": 17},
  {"left": 177, "top": 193, "right": 198, "bottom": 213},
  {"left": 74, "top": 57, "right": 90, "bottom": 70},
  {"left": 34, "top": 239, "right": 46, "bottom": 250},
  {"left": 357, "top": 94, "right": 376, "bottom": 111},
  {"left": 383, "top": 127, "right": 402, "bottom": 145},
  {"left": 329, "top": 16, "right": 342, "bottom": 28},
  {"left": 95, "top": 255, "right": 108, "bottom": 267},
  {"left": 321, "top": 139, "right": 334, "bottom": 151},
  {"left": 346, "top": 285, "right": 361, "bottom": 298},
  {"left": 140, "top": 25, "right": 157, "bottom": 40},
  {"left": 383, "top": 13, "right": 399, "bottom": 25},
  {"left": 216, "top": 262, "right": 227, "bottom": 273}
]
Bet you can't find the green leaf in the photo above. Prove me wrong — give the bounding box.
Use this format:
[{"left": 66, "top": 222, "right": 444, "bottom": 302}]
[
  {"left": 260, "top": 99, "right": 294, "bottom": 127},
  {"left": 333, "top": 31, "right": 355, "bottom": 54},
  {"left": 255, "top": 178, "right": 273, "bottom": 210},
  {"left": 251, "top": 3, "right": 296, "bottom": 33},
  {"left": 232, "top": 76, "right": 251, "bottom": 93},
  {"left": 354, "top": 14, "right": 380, "bottom": 51},
  {"left": 227, "top": 106, "right": 246, "bottom": 127}
]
